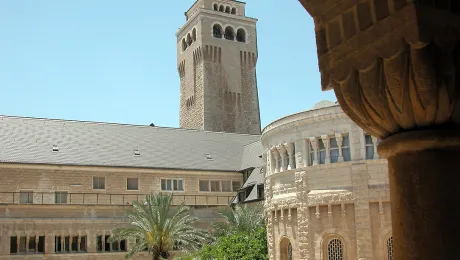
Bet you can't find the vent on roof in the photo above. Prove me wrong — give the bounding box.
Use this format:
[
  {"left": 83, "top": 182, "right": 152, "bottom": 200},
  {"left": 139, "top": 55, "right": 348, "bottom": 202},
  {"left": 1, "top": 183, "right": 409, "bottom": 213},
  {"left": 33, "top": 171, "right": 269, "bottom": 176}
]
[
  {"left": 52, "top": 145, "right": 59, "bottom": 152},
  {"left": 205, "top": 153, "right": 213, "bottom": 160},
  {"left": 134, "top": 149, "right": 140, "bottom": 156}
]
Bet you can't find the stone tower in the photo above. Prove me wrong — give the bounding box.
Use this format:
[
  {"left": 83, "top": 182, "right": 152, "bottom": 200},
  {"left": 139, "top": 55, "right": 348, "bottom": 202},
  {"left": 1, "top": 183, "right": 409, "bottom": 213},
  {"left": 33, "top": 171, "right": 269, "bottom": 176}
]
[{"left": 177, "top": 0, "right": 261, "bottom": 135}]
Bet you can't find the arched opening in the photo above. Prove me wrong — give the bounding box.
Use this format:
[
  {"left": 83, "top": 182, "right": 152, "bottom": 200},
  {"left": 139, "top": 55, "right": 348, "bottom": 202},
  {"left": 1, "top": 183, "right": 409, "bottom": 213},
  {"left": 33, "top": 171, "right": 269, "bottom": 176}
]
[
  {"left": 386, "top": 237, "right": 393, "bottom": 260},
  {"left": 224, "top": 26, "right": 235, "bottom": 40},
  {"left": 231, "top": 7, "right": 236, "bottom": 14},
  {"left": 236, "top": 28, "right": 246, "bottom": 42},
  {"left": 213, "top": 4, "right": 218, "bottom": 10},
  {"left": 213, "top": 24, "right": 223, "bottom": 38},
  {"left": 225, "top": 6, "right": 230, "bottom": 13},
  {"left": 280, "top": 237, "right": 293, "bottom": 260},
  {"left": 182, "top": 38, "right": 187, "bottom": 51},
  {"left": 327, "top": 238, "right": 343, "bottom": 260},
  {"left": 219, "top": 5, "right": 224, "bottom": 12},
  {"left": 192, "top": 28, "right": 197, "bottom": 42},
  {"left": 186, "top": 34, "right": 192, "bottom": 46}
]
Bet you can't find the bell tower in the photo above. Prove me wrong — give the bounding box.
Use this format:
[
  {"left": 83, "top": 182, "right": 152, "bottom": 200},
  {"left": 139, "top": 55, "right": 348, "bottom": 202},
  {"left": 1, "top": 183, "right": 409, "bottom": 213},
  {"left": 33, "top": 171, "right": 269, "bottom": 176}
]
[{"left": 177, "top": 0, "right": 261, "bottom": 135}]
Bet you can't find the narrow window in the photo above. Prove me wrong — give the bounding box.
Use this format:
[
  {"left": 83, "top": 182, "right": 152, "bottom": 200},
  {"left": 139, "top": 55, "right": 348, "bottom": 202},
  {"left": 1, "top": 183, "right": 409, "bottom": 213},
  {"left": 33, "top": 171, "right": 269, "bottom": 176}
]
[
  {"left": 327, "top": 238, "right": 343, "bottom": 260},
  {"left": 93, "top": 177, "right": 105, "bottom": 190},
  {"left": 231, "top": 7, "right": 236, "bottom": 14},
  {"left": 96, "top": 236, "right": 103, "bottom": 252},
  {"left": 210, "top": 180, "right": 220, "bottom": 192},
  {"left": 225, "top": 6, "right": 230, "bottom": 13},
  {"left": 387, "top": 237, "right": 393, "bottom": 260},
  {"left": 309, "top": 141, "right": 315, "bottom": 166},
  {"left": 277, "top": 155, "right": 282, "bottom": 171},
  {"left": 192, "top": 28, "right": 197, "bottom": 42},
  {"left": 292, "top": 145, "right": 296, "bottom": 169},
  {"left": 112, "top": 239, "right": 119, "bottom": 251},
  {"left": 365, "top": 134, "right": 374, "bottom": 159},
  {"left": 28, "top": 236, "right": 36, "bottom": 253},
  {"left": 221, "top": 180, "right": 232, "bottom": 192},
  {"left": 19, "top": 191, "right": 33, "bottom": 204},
  {"left": 318, "top": 139, "right": 326, "bottom": 164},
  {"left": 342, "top": 135, "right": 351, "bottom": 161},
  {"left": 55, "top": 236, "right": 62, "bottom": 253},
  {"left": 38, "top": 236, "right": 45, "bottom": 253},
  {"left": 186, "top": 33, "right": 192, "bottom": 46},
  {"left": 213, "top": 3, "right": 218, "bottom": 10},
  {"left": 182, "top": 38, "right": 187, "bottom": 51},
  {"left": 80, "top": 236, "right": 87, "bottom": 252},
  {"left": 213, "top": 24, "right": 222, "bottom": 38},
  {"left": 104, "top": 235, "right": 111, "bottom": 252},
  {"left": 257, "top": 185, "right": 264, "bottom": 199},
  {"left": 127, "top": 177, "right": 139, "bottom": 190},
  {"left": 330, "top": 137, "right": 339, "bottom": 163},
  {"left": 55, "top": 191, "right": 67, "bottom": 204},
  {"left": 236, "top": 28, "right": 246, "bottom": 42},
  {"left": 219, "top": 5, "right": 224, "bottom": 12},
  {"left": 173, "top": 179, "right": 184, "bottom": 191},
  {"left": 232, "top": 181, "right": 241, "bottom": 192},
  {"left": 238, "top": 191, "right": 245, "bottom": 202},
  {"left": 10, "top": 237, "right": 17, "bottom": 254},
  {"left": 64, "top": 236, "right": 70, "bottom": 252},
  {"left": 71, "top": 236, "right": 78, "bottom": 252},
  {"left": 19, "top": 236, "right": 26, "bottom": 253},
  {"left": 224, "top": 26, "right": 235, "bottom": 40},
  {"left": 120, "top": 240, "right": 127, "bottom": 251},
  {"left": 199, "top": 180, "right": 209, "bottom": 191}
]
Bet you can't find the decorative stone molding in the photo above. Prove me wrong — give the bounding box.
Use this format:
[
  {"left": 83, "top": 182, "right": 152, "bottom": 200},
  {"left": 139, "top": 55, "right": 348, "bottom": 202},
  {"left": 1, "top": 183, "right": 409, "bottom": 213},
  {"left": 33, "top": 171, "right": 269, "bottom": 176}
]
[
  {"left": 309, "top": 137, "right": 319, "bottom": 166},
  {"left": 307, "top": 191, "right": 355, "bottom": 206},
  {"left": 320, "top": 135, "right": 330, "bottom": 164},
  {"left": 270, "top": 197, "right": 299, "bottom": 210},
  {"left": 371, "top": 136, "right": 379, "bottom": 159},
  {"left": 276, "top": 145, "right": 287, "bottom": 172},
  {"left": 286, "top": 142, "right": 295, "bottom": 170},
  {"left": 272, "top": 148, "right": 280, "bottom": 173},
  {"left": 335, "top": 132, "right": 344, "bottom": 162}
]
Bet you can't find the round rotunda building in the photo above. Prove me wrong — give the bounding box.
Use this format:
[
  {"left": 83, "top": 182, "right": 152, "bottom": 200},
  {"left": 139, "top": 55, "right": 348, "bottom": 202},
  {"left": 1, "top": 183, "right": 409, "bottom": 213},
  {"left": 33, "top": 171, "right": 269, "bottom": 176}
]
[{"left": 262, "top": 101, "right": 393, "bottom": 260}]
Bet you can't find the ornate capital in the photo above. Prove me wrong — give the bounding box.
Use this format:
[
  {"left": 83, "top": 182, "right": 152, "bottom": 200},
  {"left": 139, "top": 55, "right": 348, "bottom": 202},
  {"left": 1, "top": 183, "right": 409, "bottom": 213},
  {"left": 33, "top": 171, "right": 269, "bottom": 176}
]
[
  {"left": 320, "top": 135, "right": 330, "bottom": 148},
  {"left": 299, "top": 0, "right": 460, "bottom": 138},
  {"left": 309, "top": 137, "right": 318, "bottom": 151},
  {"left": 276, "top": 144, "right": 286, "bottom": 156},
  {"left": 335, "top": 132, "right": 343, "bottom": 146},
  {"left": 271, "top": 148, "right": 280, "bottom": 159},
  {"left": 285, "top": 142, "right": 294, "bottom": 155}
]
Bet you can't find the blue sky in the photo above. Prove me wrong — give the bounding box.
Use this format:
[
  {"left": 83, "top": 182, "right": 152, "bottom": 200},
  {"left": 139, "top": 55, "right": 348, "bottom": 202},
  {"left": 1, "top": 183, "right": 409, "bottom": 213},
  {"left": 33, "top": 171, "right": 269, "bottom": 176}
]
[{"left": 0, "top": 0, "right": 336, "bottom": 129}]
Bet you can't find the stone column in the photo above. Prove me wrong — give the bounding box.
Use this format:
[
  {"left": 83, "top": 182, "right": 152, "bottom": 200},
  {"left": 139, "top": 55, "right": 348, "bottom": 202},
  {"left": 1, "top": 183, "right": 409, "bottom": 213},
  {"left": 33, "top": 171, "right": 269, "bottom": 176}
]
[
  {"left": 25, "top": 236, "right": 29, "bottom": 253},
  {"left": 267, "top": 149, "right": 272, "bottom": 174},
  {"left": 308, "top": 137, "right": 318, "bottom": 166},
  {"left": 294, "top": 140, "right": 306, "bottom": 168},
  {"left": 276, "top": 145, "right": 287, "bottom": 172},
  {"left": 295, "top": 170, "right": 311, "bottom": 260},
  {"left": 320, "top": 135, "right": 330, "bottom": 164},
  {"left": 298, "top": 1, "right": 460, "bottom": 258},
  {"left": 272, "top": 148, "right": 280, "bottom": 173},
  {"left": 371, "top": 136, "right": 379, "bottom": 159},
  {"left": 286, "top": 142, "right": 295, "bottom": 170},
  {"left": 335, "top": 133, "right": 344, "bottom": 162}
]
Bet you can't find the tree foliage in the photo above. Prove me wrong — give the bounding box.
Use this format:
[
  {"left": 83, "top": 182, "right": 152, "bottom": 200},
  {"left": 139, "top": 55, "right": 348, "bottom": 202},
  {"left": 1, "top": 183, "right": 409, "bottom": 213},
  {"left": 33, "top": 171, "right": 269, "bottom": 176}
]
[
  {"left": 212, "top": 203, "right": 264, "bottom": 236},
  {"left": 108, "top": 193, "right": 209, "bottom": 260}
]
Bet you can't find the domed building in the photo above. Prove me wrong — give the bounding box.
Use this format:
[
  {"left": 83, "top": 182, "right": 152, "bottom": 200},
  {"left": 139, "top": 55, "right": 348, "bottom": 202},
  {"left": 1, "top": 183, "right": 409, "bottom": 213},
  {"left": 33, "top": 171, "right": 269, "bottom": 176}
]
[{"left": 262, "top": 101, "right": 392, "bottom": 260}]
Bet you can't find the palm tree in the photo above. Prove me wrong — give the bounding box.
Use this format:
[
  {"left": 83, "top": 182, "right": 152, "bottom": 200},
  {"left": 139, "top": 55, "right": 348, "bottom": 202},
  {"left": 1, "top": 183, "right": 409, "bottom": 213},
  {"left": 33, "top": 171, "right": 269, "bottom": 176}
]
[
  {"left": 108, "top": 193, "right": 209, "bottom": 260},
  {"left": 212, "top": 202, "right": 264, "bottom": 237}
]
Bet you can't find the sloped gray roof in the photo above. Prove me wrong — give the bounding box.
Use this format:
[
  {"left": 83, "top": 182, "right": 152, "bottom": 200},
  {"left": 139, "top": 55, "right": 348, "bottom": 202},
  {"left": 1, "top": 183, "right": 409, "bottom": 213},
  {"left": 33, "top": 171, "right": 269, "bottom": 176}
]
[
  {"left": 240, "top": 141, "right": 264, "bottom": 170},
  {"left": 0, "top": 115, "right": 261, "bottom": 171},
  {"left": 241, "top": 166, "right": 265, "bottom": 188}
]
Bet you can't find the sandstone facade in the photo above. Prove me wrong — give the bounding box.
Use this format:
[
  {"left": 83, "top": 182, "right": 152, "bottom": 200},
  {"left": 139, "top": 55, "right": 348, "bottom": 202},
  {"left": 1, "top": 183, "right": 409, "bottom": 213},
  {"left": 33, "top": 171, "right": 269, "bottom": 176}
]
[{"left": 262, "top": 101, "right": 393, "bottom": 260}]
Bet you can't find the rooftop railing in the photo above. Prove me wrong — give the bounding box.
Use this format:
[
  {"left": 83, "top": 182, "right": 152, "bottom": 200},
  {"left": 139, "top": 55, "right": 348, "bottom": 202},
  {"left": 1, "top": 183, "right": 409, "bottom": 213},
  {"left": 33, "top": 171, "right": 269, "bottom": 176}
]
[{"left": 0, "top": 192, "right": 235, "bottom": 206}]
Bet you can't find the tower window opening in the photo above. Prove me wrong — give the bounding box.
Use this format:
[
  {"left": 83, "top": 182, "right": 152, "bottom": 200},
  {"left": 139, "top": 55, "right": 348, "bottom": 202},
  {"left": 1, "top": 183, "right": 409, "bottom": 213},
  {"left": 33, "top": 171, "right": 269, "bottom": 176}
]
[
  {"left": 231, "top": 7, "right": 236, "bottom": 14},
  {"left": 219, "top": 5, "right": 224, "bottom": 12},
  {"left": 213, "top": 24, "right": 223, "bottom": 38},
  {"left": 236, "top": 29, "right": 246, "bottom": 42},
  {"left": 192, "top": 28, "right": 197, "bottom": 42},
  {"left": 213, "top": 4, "right": 218, "bottom": 10},
  {"left": 224, "top": 26, "right": 235, "bottom": 40},
  {"left": 225, "top": 6, "right": 230, "bottom": 13},
  {"left": 186, "top": 34, "right": 192, "bottom": 46},
  {"left": 182, "top": 38, "right": 187, "bottom": 51}
]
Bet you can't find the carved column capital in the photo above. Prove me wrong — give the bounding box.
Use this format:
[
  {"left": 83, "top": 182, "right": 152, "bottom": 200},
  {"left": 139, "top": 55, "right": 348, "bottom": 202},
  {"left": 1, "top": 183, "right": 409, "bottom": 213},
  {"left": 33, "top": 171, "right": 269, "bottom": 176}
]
[
  {"left": 271, "top": 148, "right": 280, "bottom": 159},
  {"left": 335, "top": 133, "right": 343, "bottom": 146},
  {"left": 320, "top": 135, "right": 330, "bottom": 147},
  {"left": 276, "top": 144, "right": 286, "bottom": 155},
  {"left": 309, "top": 137, "right": 318, "bottom": 151}
]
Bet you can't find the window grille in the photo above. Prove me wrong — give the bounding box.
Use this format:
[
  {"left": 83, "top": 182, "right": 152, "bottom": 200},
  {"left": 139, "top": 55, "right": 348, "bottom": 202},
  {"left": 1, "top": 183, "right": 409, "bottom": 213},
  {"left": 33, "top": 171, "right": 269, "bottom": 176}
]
[
  {"left": 365, "top": 134, "right": 374, "bottom": 159},
  {"left": 387, "top": 237, "right": 393, "bottom": 260},
  {"left": 327, "top": 238, "right": 343, "bottom": 260},
  {"left": 330, "top": 137, "right": 339, "bottom": 163}
]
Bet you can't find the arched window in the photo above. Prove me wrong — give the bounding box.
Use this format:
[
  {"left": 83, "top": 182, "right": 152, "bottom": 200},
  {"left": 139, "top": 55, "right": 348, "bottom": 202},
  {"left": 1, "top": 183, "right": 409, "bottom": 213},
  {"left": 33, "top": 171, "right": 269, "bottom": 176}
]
[
  {"left": 280, "top": 237, "right": 292, "bottom": 260},
  {"left": 213, "top": 4, "right": 218, "bottom": 11},
  {"left": 387, "top": 237, "right": 393, "bottom": 260},
  {"left": 192, "top": 28, "right": 197, "bottom": 42},
  {"left": 219, "top": 5, "right": 224, "bottom": 12},
  {"left": 182, "top": 38, "right": 187, "bottom": 51},
  {"left": 186, "top": 34, "right": 192, "bottom": 46},
  {"left": 327, "top": 238, "right": 343, "bottom": 260},
  {"left": 231, "top": 7, "right": 236, "bottom": 14},
  {"left": 213, "top": 24, "right": 223, "bottom": 38},
  {"left": 236, "top": 28, "right": 246, "bottom": 42},
  {"left": 224, "top": 26, "right": 235, "bottom": 40},
  {"left": 225, "top": 6, "right": 230, "bottom": 13}
]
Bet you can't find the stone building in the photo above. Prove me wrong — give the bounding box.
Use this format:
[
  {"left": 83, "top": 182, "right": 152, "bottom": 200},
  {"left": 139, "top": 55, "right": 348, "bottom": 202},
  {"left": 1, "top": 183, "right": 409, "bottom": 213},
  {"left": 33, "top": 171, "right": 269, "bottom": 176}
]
[
  {"left": 262, "top": 101, "right": 393, "bottom": 260},
  {"left": 0, "top": 1, "right": 264, "bottom": 259}
]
